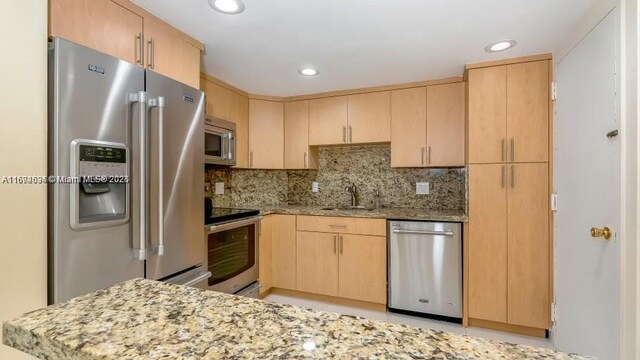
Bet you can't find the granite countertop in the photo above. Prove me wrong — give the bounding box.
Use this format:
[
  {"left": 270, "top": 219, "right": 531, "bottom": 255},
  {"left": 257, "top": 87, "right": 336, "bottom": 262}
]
[
  {"left": 257, "top": 205, "right": 468, "bottom": 222},
  {"left": 4, "top": 279, "right": 589, "bottom": 360}
]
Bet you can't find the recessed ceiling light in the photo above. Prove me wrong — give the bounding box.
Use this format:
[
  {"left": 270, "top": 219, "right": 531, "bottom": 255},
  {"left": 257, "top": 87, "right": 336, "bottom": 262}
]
[
  {"left": 298, "top": 68, "right": 319, "bottom": 76},
  {"left": 485, "top": 40, "right": 517, "bottom": 53},
  {"left": 208, "top": 0, "right": 245, "bottom": 14}
]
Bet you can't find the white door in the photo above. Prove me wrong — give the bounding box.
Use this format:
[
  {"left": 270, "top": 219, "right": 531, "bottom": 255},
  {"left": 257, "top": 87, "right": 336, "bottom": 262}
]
[{"left": 553, "top": 9, "right": 620, "bottom": 359}]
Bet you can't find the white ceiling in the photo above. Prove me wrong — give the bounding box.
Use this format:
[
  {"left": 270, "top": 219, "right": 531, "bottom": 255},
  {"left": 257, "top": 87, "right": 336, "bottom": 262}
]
[{"left": 132, "top": 0, "right": 596, "bottom": 96}]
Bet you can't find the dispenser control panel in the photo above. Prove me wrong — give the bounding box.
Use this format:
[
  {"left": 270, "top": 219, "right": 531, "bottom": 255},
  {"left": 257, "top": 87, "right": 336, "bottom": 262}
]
[{"left": 77, "top": 144, "right": 127, "bottom": 178}]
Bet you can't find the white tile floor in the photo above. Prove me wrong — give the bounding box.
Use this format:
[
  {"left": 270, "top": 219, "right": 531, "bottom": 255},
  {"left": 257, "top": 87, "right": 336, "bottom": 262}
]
[{"left": 263, "top": 293, "right": 555, "bottom": 350}]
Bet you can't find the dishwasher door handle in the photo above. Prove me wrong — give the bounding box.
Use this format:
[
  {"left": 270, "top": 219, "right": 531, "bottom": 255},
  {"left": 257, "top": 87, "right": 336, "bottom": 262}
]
[{"left": 392, "top": 229, "right": 454, "bottom": 236}]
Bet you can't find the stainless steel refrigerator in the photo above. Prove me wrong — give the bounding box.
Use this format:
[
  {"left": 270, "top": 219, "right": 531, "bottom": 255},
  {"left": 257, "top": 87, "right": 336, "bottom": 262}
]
[{"left": 48, "top": 37, "right": 210, "bottom": 304}]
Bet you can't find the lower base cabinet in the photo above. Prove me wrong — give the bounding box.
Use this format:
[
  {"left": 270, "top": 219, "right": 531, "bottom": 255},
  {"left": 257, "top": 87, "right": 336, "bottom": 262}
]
[{"left": 296, "top": 230, "right": 387, "bottom": 304}]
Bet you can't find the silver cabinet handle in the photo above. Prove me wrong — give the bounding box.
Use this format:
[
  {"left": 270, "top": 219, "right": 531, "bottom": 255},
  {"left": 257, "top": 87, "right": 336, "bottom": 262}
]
[
  {"left": 501, "top": 139, "right": 506, "bottom": 162},
  {"left": 130, "top": 91, "right": 148, "bottom": 261},
  {"left": 342, "top": 126, "right": 346, "bottom": 143},
  {"left": 147, "top": 38, "right": 155, "bottom": 69},
  {"left": 329, "top": 224, "right": 347, "bottom": 228},
  {"left": 349, "top": 126, "right": 353, "bottom": 143},
  {"left": 182, "top": 272, "right": 212, "bottom": 287},
  {"left": 421, "top": 147, "right": 425, "bottom": 166},
  {"left": 250, "top": 151, "right": 253, "bottom": 168},
  {"left": 333, "top": 235, "right": 337, "bottom": 254},
  {"left": 304, "top": 151, "right": 307, "bottom": 169},
  {"left": 510, "top": 138, "right": 515, "bottom": 161},
  {"left": 148, "top": 96, "right": 165, "bottom": 256},
  {"left": 135, "top": 33, "right": 143, "bottom": 65},
  {"left": 339, "top": 235, "right": 343, "bottom": 254},
  {"left": 501, "top": 165, "right": 506, "bottom": 188},
  {"left": 511, "top": 165, "right": 515, "bottom": 188},
  {"left": 392, "top": 229, "right": 454, "bottom": 236},
  {"left": 428, "top": 146, "right": 431, "bottom": 165}
]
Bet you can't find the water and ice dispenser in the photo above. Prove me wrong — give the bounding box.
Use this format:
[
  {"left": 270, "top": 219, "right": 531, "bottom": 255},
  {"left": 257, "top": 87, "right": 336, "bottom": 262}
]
[{"left": 70, "top": 139, "right": 129, "bottom": 229}]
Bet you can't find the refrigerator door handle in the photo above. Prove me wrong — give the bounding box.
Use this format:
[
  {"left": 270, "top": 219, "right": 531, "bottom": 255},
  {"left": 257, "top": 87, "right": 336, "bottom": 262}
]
[
  {"left": 148, "top": 96, "right": 165, "bottom": 256},
  {"left": 130, "top": 91, "right": 148, "bottom": 261}
]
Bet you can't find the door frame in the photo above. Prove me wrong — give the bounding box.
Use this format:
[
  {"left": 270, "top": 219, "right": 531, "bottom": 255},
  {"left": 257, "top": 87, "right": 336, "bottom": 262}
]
[{"left": 553, "top": 0, "right": 638, "bottom": 357}]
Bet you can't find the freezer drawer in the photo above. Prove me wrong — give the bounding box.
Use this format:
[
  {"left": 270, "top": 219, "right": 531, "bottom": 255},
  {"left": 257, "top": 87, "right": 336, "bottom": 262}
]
[{"left": 388, "top": 221, "right": 462, "bottom": 319}]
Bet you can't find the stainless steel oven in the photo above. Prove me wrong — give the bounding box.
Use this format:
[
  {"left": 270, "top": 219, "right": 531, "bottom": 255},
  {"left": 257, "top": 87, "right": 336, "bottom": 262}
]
[
  {"left": 205, "top": 117, "right": 235, "bottom": 166},
  {"left": 206, "top": 216, "right": 261, "bottom": 294}
]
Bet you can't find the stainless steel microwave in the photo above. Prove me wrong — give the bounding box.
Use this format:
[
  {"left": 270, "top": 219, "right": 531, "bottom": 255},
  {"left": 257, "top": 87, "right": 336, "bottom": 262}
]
[{"left": 205, "top": 117, "right": 235, "bottom": 166}]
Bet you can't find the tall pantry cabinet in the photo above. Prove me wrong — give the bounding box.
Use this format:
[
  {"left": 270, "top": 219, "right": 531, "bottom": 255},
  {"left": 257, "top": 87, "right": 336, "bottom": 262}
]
[{"left": 466, "top": 58, "right": 552, "bottom": 334}]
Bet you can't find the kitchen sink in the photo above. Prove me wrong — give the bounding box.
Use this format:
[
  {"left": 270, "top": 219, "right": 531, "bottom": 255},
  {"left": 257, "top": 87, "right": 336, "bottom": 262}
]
[{"left": 320, "top": 206, "right": 374, "bottom": 211}]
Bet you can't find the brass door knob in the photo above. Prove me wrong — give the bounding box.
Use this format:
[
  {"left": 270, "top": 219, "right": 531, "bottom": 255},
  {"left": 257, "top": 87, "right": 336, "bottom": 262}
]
[{"left": 590, "top": 226, "right": 612, "bottom": 240}]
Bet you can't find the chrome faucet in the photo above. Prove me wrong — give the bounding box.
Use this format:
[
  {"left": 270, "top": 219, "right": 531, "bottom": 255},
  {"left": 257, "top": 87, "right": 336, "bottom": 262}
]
[{"left": 345, "top": 183, "right": 358, "bottom": 207}]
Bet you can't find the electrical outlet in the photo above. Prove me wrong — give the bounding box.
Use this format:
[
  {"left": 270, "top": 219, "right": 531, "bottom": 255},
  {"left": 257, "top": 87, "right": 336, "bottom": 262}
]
[
  {"left": 215, "top": 182, "right": 225, "bottom": 195},
  {"left": 416, "top": 182, "right": 430, "bottom": 195},
  {"left": 312, "top": 182, "right": 319, "bottom": 193},
  {"left": 204, "top": 183, "right": 211, "bottom": 194}
]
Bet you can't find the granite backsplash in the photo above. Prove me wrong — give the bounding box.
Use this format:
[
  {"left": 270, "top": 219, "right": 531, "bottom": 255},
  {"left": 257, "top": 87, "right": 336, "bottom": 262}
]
[{"left": 206, "top": 145, "right": 466, "bottom": 211}]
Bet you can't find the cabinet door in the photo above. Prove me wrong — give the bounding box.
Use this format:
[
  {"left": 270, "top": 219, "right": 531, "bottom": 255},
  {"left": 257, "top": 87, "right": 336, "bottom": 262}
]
[
  {"left": 309, "top": 96, "right": 348, "bottom": 145},
  {"left": 271, "top": 215, "right": 296, "bottom": 290},
  {"left": 507, "top": 163, "right": 550, "bottom": 328},
  {"left": 202, "top": 79, "right": 232, "bottom": 121},
  {"left": 427, "top": 83, "right": 465, "bottom": 167},
  {"left": 258, "top": 215, "right": 273, "bottom": 295},
  {"left": 348, "top": 91, "right": 391, "bottom": 143},
  {"left": 230, "top": 92, "right": 249, "bottom": 168},
  {"left": 50, "top": 0, "right": 143, "bottom": 64},
  {"left": 468, "top": 164, "right": 508, "bottom": 323},
  {"left": 506, "top": 61, "right": 549, "bottom": 163},
  {"left": 296, "top": 231, "right": 339, "bottom": 296},
  {"left": 468, "top": 66, "right": 507, "bottom": 164},
  {"left": 145, "top": 17, "right": 200, "bottom": 88},
  {"left": 390, "top": 87, "right": 427, "bottom": 167},
  {"left": 338, "top": 234, "right": 387, "bottom": 304},
  {"left": 249, "top": 99, "right": 284, "bottom": 169},
  {"left": 284, "top": 100, "right": 317, "bottom": 169}
]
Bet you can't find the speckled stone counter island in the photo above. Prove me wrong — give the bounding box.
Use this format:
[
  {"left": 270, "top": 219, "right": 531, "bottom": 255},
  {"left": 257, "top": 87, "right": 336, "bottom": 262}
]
[
  {"left": 257, "top": 205, "right": 468, "bottom": 222},
  {"left": 4, "top": 279, "right": 590, "bottom": 359}
]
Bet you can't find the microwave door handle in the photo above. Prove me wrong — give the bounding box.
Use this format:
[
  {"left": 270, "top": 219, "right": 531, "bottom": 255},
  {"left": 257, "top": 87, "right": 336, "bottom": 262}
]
[
  {"left": 228, "top": 132, "right": 235, "bottom": 163},
  {"left": 148, "top": 96, "right": 165, "bottom": 256},
  {"left": 130, "top": 91, "right": 147, "bottom": 261},
  {"left": 221, "top": 134, "right": 228, "bottom": 160}
]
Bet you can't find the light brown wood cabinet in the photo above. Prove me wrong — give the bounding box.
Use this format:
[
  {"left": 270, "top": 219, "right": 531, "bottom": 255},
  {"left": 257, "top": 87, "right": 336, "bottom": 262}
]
[
  {"left": 390, "top": 87, "right": 427, "bottom": 167},
  {"left": 50, "top": 0, "right": 143, "bottom": 65},
  {"left": 50, "top": 0, "right": 202, "bottom": 88},
  {"left": 249, "top": 99, "right": 284, "bottom": 169},
  {"left": 391, "top": 83, "right": 465, "bottom": 167},
  {"left": 284, "top": 100, "right": 318, "bottom": 169},
  {"left": 309, "top": 96, "right": 348, "bottom": 145},
  {"left": 347, "top": 91, "right": 391, "bottom": 143},
  {"left": 296, "top": 231, "right": 339, "bottom": 296},
  {"left": 294, "top": 216, "right": 387, "bottom": 304},
  {"left": 468, "top": 61, "right": 549, "bottom": 164},
  {"left": 426, "top": 83, "right": 465, "bottom": 167},
  {"left": 258, "top": 215, "right": 273, "bottom": 296},
  {"left": 202, "top": 80, "right": 232, "bottom": 120},
  {"left": 230, "top": 92, "right": 249, "bottom": 168},
  {"left": 338, "top": 234, "right": 387, "bottom": 304},
  {"left": 270, "top": 215, "right": 297, "bottom": 290},
  {"left": 144, "top": 16, "right": 200, "bottom": 88}
]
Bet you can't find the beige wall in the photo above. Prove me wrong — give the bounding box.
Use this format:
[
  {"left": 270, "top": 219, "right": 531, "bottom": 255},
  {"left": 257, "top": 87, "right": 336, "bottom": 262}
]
[{"left": 0, "top": 0, "right": 48, "bottom": 359}]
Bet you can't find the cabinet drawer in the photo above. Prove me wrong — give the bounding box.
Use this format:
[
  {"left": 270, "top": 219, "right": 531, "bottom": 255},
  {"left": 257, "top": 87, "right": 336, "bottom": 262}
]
[{"left": 296, "top": 215, "right": 386, "bottom": 236}]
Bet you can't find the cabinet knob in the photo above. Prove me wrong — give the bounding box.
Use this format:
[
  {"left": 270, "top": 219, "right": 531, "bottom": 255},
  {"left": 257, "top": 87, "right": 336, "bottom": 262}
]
[{"left": 590, "top": 226, "right": 612, "bottom": 240}]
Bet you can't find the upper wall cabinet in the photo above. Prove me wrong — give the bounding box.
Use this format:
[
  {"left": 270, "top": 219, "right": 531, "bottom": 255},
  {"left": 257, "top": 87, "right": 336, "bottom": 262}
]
[
  {"left": 308, "top": 92, "right": 391, "bottom": 146},
  {"left": 284, "top": 100, "right": 318, "bottom": 169},
  {"left": 50, "top": 0, "right": 143, "bottom": 64},
  {"left": 391, "top": 83, "right": 465, "bottom": 168},
  {"left": 144, "top": 16, "right": 200, "bottom": 88},
  {"left": 468, "top": 61, "right": 549, "bottom": 164},
  {"left": 309, "top": 96, "right": 348, "bottom": 145},
  {"left": 347, "top": 91, "right": 391, "bottom": 143},
  {"left": 50, "top": 0, "right": 202, "bottom": 88},
  {"left": 202, "top": 80, "right": 232, "bottom": 120},
  {"left": 249, "top": 99, "right": 284, "bottom": 169}
]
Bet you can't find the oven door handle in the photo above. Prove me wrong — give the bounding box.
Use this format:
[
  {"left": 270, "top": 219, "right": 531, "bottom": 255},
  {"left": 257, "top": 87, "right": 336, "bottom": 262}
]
[
  {"left": 207, "top": 216, "right": 263, "bottom": 233},
  {"left": 182, "top": 271, "right": 212, "bottom": 287}
]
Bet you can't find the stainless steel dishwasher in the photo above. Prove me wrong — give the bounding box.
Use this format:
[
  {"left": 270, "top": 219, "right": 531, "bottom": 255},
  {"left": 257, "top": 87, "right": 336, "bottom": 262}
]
[{"left": 388, "top": 220, "right": 462, "bottom": 322}]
